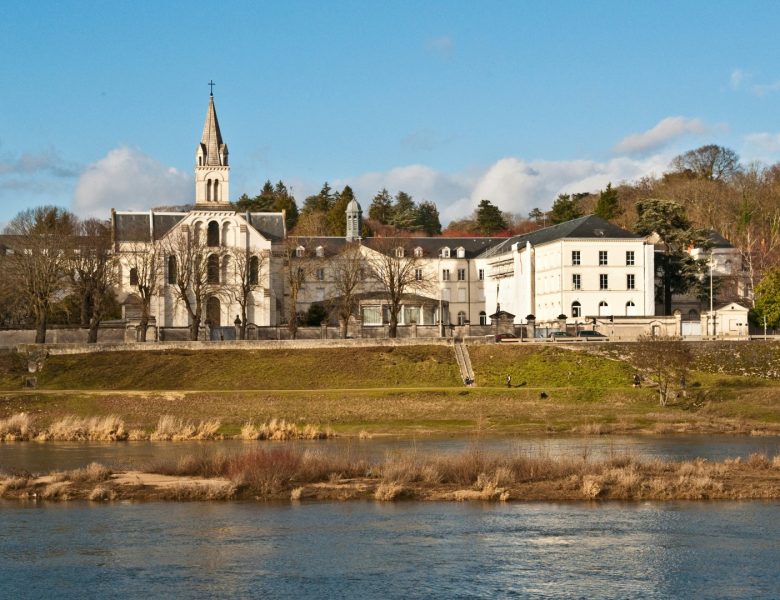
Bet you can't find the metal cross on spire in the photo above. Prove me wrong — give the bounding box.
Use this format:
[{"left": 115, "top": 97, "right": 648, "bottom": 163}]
[{"left": 208, "top": 80, "right": 215, "bottom": 96}]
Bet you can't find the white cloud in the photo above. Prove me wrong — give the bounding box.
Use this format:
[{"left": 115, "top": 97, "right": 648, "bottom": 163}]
[
  {"left": 614, "top": 117, "right": 708, "bottom": 155},
  {"left": 744, "top": 131, "right": 780, "bottom": 156},
  {"left": 751, "top": 80, "right": 780, "bottom": 97},
  {"left": 333, "top": 153, "right": 671, "bottom": 224},
  {"left": 73, "top": 146, "right": 191, "bottom": 217}
]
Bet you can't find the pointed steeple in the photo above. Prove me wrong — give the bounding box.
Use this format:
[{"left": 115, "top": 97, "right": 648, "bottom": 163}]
[
  {"left": 199, "top": 95, "right": 227, "bottom": 167},
  {"left": 195, "top": 89, "right": 230, "bottom": 206}
]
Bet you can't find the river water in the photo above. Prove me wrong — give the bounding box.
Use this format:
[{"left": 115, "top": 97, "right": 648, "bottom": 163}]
[
  {"left": 0, "top": 500, "right": 778, "bottom": 599},
  {"left": 1, "top": 434, "right": 779, "bottom": 473},
  {"left": 2, "top": 436, "right": 779, "bottom": 598}
]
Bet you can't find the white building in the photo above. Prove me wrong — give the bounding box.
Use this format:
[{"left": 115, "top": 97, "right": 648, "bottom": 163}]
[{"left": 477, "top": 215, "right": 655, "bottom": 326}]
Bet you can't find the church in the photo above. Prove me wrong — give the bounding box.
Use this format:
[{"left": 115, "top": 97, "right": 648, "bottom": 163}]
[{"left": 110, "top": 92, "right": 741, "bottom": 340}]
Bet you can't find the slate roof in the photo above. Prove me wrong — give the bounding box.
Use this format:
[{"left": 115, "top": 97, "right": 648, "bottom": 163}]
[
  {"left": 362, "top": 236, "right": 504, "bottom": 259},
  {"left": 113, "top": 211, "right": 286, "bottom": 243},
  {"left": 246, "top": 212, "right": 286, "bottom": 241},
  {"left": 113, "top": 212, "right": 186, "bottom": 243},
  {"left": 478, "top": 214, "right": 641, "bottom": 258},
  {"left": 707, "top": 229, "right": 734, "bottom": 248}
]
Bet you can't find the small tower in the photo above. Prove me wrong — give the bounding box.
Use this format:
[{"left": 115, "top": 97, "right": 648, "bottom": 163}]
[
  {"left": 345, "top": 197, "right": 362, "bottom": 242},
  {"left": 195, "top": 89, "right": 230, "bottom": 206}
]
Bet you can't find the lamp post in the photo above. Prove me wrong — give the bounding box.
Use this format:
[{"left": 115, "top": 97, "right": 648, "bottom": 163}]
[{"left": 709, "top": 251, "right": 714, "bottom": 336}]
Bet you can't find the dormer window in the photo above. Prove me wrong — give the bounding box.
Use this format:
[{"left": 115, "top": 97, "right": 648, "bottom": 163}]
[
  {"left": 395, "top": 247, "right": 405, "bottom": 258},
  {"left": 296, "top": 246, "right": 305, "bottom": 258},
  {"left": 315, "top": 246, "right": 325, "bottom": 258},
  {"left": 456, "top": 247, "right": 465, "bottom": 258},
  {"left": 440, "top": 247, "right": 451, "bottom": 258},
  {"left": 414, "top": 247, "right": 423, "bottom": 258}
]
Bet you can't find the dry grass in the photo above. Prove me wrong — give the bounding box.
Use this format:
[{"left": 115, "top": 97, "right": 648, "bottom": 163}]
[
  {"left": 0, "top": 412, "right": 34, "bottom": 441},
  {"left": 238, "top": 419, "right": 334, "bottom": 441},
  {"left": 88, "top": 485, "right": 117, "bottom": 502},
  {"left": 150, "top": 416, "right": 223, "bottom": 441},
  {"left": 374, "top": 482, "right": 406, "bottom": 500},
  {"left": 41, "top": 482, "right": 71, "bottom": 500},
  {"left": 51, "top": 462, "right": 112, "bottom": 484},
  {"left": 39, "top": 415, "right": 128, "bottom": 441}
]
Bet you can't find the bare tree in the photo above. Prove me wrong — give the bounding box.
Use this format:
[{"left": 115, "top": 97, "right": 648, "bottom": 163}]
[
  {"left": 328, "top": 242, "right": 365, "bottom": 338},
  {"left": 279, "top": 238, "right": 318, "bottom": 339},
  {"left": 364, "top": 238, "right": 433, "bottom": 338},
  {"left": 1, "top": 206, "right": 77, "bottom": 343},
  {"left": 69, "top": 219, "right": 117, "bottom": 343},
  {"left": 162, "top": 227, "right": 225, "bottom": 341},
  {"left": 633, "top": 335, "right": 692, "bottom": 406},
  {"left": 225, "top": 246, "right": 268, "bottom": 339},
  {"left": 123, "top": 239, "right": 162, "bottom": 341}
]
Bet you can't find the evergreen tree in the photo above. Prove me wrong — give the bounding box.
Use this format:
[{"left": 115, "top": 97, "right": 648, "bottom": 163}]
[
  {"left": 549, "top": 194, "right": 583, "bottom": 224},
  {"left": 302, "top": 182, "right": 334, "bottom": 214},
  {"left": 391, "top": 191, "right": 417, "bottom": 230},
  {"left": 475, "top": 199, "right": 507, "bottom": 234},
  {"left": 326, "top": 185, "right": 356, "bottom": 236},
  {"left": 528, "top": 207, "right": 546, "bottom": 224},
  {"left": 634, "top": 199, "right": 710, "bottom": 314},
  {"left": 594, "top": 183, "right": 622, "bottom": 221},
  {"left": 415, "top": 200, "right": 442, "bottom": 236},
  {"left": 753, "top": 267, "right": 780, "bottom": 328},
  {"left": 368, "top": 188, "right": 393, "bottom": 224},
  {"left": 233, "top": 179, "right": 299, "bottom": 230}
]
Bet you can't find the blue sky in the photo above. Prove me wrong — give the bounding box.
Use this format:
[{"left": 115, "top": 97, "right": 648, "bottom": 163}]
[{"left": 3, "top": 1, "right": 780, "bottom": 226}]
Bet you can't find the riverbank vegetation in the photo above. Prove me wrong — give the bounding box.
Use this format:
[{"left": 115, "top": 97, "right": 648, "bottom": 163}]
[
  {"left": 2, "top": 447, "right": 779, "bottom": 503},
  {"left": 0, "top": 412, "right": 333, "bottom": 442}
]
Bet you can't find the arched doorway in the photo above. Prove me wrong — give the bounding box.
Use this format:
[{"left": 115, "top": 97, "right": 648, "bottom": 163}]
[{"left": 206, "top": 296, "right": 221, "bottom": 327}]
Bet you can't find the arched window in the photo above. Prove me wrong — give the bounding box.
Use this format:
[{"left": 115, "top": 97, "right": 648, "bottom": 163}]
[
  {"left": 724, "top": 259, "right": 732, "bottom": 273},
  {"left": 221, "top": 255, "right": 231, "bottom": 283},
  {"left": 207, "top": 221, "right": 219, "bottom": 247},
  {"left": 221, "top": 222, "right": 231, "bottom": 247},
  {"left": 625, "top": 300, "right": 637, "bottom": 316},
  {"left": 206, "top": 179, "right": 212, "bottom": 202},
  {"left": 414, "top": 247, "right": 423, "bottom": 258},
  {"left": 598, "top": 301, "right": 610, "bottom": 316},
  {"left": 479, "top": 311, "right": 487, "bottom": 326},
  {"left": 129, "top": 267, "right": 139, "bottom": 286},
  {"left": 457, "top": 311, "right": 467, "bottom": 326},
  {"left": 440, "top": 247, "right": 450, "bottom": 258},
  {"left": 456, "top": 247, "right": 465, "bottom": 258},
  {"left": 213, "top": 179, "right": 220, "bottom": 202},
  {"left": 688, "top": 308, "right": 699, "bottom": 319},
  {"left": 571, "top": 301, "right": 582, "bottom": 318},
  {"left": 395, "top": 247, "right": 404, "bottom": 258},
  {"left": 249, "top": 256, "right": 259, "bottom": 285},
  {"left": 295, "top": 246, "right": 305, "bottom": 258},
  {"left": 207, "top": 254, "right": 220, "bottom": 284},
  {"left": 167, "top": 256, "right": 177, "bottom": 284}
]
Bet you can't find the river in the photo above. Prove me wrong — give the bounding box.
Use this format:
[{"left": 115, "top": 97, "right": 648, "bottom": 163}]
[
  {"left": 0, "top": 500, "right": 778, "bottom": 598},
  {"left": 1, "top": 434, "right": 779, "bottom": 473}
]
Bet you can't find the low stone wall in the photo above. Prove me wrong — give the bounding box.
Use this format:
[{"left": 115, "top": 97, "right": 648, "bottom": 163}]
[
  {"left": 17, "top": 336, "right": 455, "bottom": 356},
  {"left": 0, "top": 328, "right": 126, "bottom": 347}
]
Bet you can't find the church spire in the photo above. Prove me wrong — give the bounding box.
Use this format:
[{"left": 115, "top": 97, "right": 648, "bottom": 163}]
[{"left": 195, "top": 87, "right": 230, "bottom": 206}]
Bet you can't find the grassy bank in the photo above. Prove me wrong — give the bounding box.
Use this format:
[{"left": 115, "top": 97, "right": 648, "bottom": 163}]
[
  {"left": 2, "top": 447, "right": 779, "bottom": 503},
  {"left": 0, "top": 344, "right": 778, "bottom": 436}
]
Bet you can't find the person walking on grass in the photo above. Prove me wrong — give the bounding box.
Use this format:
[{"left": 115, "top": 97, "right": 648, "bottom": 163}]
[{"left": 506, "top": 374, "right": 511, "bottom": 388}]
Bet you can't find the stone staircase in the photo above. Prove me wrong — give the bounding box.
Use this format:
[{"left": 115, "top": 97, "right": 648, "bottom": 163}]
[{"left": 454, "top": 341, "right": 475, "bottom": 386}]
